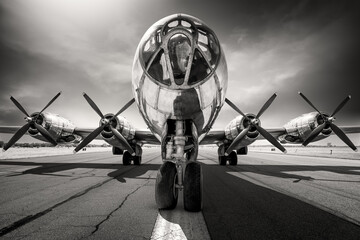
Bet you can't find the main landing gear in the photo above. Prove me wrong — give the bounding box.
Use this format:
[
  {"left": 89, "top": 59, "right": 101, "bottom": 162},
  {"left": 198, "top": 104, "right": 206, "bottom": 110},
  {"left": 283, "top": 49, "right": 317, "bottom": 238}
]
[
  {"left": 218, "top": 150, "right": 238, "bottom": 166},
  {"left": 218, "top": 145, "right": 248, "bottom": 166},
  {"left": 122, "top": 145, "right": 142, "bottom": 165},
  {"left": 155, "top": 120, "right": 202, "bottom": 212},
  {"left": 122, "top": 151, "right": 142, "bottom": 165}
]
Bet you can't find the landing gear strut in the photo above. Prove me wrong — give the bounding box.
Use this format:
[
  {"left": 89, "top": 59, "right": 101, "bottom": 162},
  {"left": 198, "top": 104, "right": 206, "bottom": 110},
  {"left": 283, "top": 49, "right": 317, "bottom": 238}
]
[{"left": 155, "top": 120, "right": 202, "bottom": 212}]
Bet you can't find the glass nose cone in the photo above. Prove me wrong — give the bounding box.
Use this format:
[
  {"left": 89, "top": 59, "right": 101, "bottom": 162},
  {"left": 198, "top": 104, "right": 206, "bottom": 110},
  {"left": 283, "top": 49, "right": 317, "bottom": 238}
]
[{"left": 168, "top": 34, "right": 191, "bottom": 85}]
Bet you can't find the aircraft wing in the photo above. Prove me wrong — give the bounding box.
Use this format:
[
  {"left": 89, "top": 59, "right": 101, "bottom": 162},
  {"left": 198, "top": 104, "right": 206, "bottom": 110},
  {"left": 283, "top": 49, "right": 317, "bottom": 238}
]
[
  {"left": 0, "top": 126, "right": 101, "bottom": 140},
  {"left": 201, "top": 125, "right": 360, "bottom": 146},
  {"left": 0, "top": 126, "right": 21, "bottom": 134},
  {"left": 73, "top": 128, "right": 160, "bottom": 145},
  {"left": 73, "top": 128, "right": 103, "bottom": 140},
  {"left": 199, "top": 130, "right": 225, "bottom": 145},
  {"left": 134, "top": 129, "right": 161, "bottom": 145},
  {"left": 338, "top": 126, "right": 360, "bottom": 134},
  {"left": 256, "top": 127, "right": 288, "bottom": 140},
  {"left": 200, "top": 127, "right": 287, "bottom": 145}
]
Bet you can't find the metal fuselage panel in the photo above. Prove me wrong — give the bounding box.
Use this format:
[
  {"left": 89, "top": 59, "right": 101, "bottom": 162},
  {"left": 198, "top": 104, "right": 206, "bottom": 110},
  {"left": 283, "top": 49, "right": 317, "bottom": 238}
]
[{"left": 131, "top": 14, "right": 228, "bottom": 142}]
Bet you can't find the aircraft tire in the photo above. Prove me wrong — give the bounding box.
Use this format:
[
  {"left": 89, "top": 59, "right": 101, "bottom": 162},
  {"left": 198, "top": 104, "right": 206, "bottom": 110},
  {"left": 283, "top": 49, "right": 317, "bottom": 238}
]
[
  {"left": 183, "top": 162, "right": 202, "bottom": 212},
  {"left": 112, "top": 147, "right": 123, "bottom": 155},
  {"left": 122, "top": 151, "right": 132, "bottom": 165},
  {"left": 133, "top": 156, "right": 142, "bottom": 165},
  {"left": 237, "top": 146, "right": 248, "bottom": 155},
  {"left": 229, "top": 151, "right": 238, "bottom": 165},
  {"left": 219, "top": 156, "right": 227, "bottom": 165},
  {"left": 155, "top": 162, "right": 178, "bottom": 210}
]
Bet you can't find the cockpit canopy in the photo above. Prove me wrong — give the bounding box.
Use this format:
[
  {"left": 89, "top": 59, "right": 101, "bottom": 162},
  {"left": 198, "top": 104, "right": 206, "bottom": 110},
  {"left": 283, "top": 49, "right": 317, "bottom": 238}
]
[{"left": 138, "top": 14, "right": 221, "bottom": 88}]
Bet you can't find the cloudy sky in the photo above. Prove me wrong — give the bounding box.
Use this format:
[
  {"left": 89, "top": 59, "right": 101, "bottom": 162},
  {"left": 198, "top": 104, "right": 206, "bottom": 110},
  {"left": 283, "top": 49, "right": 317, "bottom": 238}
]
[{"left": 0, "top": 0, "right": 359, "bottom": 145}]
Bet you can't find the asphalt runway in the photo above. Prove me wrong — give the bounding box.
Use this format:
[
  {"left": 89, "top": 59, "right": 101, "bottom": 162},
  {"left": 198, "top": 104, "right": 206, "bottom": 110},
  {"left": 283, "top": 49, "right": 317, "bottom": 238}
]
[{"left": 0, "top": 147, "right": 359, "bottom": 239}]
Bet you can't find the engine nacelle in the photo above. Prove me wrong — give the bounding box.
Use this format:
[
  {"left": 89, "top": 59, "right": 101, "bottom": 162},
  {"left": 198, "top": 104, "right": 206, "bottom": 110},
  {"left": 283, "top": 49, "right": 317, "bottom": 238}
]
[
  {"left": 278, "top": 112, "right": 332, "bottom": 144},
  {"left": 100, "top": 114, "right": 135, "bottom": 148},
  {"left": 224, "top": 114, "right": 260, "bottom": 147},
  {"left": 28, "top": 112, "right": 82, "bottom": 143}
]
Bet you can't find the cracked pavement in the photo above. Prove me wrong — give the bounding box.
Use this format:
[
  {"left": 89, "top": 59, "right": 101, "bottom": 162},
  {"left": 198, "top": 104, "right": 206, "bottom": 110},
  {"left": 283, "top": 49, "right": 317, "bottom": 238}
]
[
  {"left": 0, "top": 149, "right": 160, "bottom": 239},
  {"left": 1, "top": 148, "right": 360, "bottom": 239}
]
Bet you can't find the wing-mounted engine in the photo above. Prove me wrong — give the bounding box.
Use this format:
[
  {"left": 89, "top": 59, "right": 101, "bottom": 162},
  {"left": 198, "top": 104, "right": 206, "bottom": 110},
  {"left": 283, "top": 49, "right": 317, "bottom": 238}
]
[
  {"left": 279, "top": 112, "right": 332, "bottom": 144},
  {"left": 28, "top": 112, "right": 82, "bottom": 144},
  {"left": 74, "top": 93, "right": 136, "bottom": 155},
  {"left": 223, "top": 94, "right": 286, "bottom": 155},
  {"left": 224, "top": 114, "right": 260, "bottom": 147},
  {"left": 283, "top": 92, "right": 357, "bottom": 151},
  {"left": 100, "top": 114, "right": 135, "bottom": 148},
  {"left": 3, "top": 92, "right": 63, "bottom": 151}
]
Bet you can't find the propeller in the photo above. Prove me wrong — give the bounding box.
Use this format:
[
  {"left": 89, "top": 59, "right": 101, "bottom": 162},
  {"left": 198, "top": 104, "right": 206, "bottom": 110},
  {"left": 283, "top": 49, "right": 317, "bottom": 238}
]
[
  {"left": 3, "top": 92, "right": 61, "bottom": 151},
  {"left": 298, "top": 92, "right": 357, "bottom": 151},
  {"left": 74, "top": 93, "right": 135, "bottom": 154},
  {"left": 225, "top": 93, "right": 287, "bottom": 154}
]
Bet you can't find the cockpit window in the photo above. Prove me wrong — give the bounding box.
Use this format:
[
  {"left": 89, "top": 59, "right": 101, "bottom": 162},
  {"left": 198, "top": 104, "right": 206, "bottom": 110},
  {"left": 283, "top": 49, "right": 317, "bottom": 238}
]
[
  {"left": 197, "top": 28, "right": 219, "bottom": 68},
  {"left": 188, "top": 49, "right": 211, "bottom": 85},
  {"left": 181, "top": 20, "right": 191, "bottom": 28},
  {"left": 148, "top": 49, "right": 171, "bottom": 86},
  {"left": 168, "top": 34, "right": 191, "bottom": 85},
  {"left": 143, "top": 27, "right": 162, "bottom": 66}
]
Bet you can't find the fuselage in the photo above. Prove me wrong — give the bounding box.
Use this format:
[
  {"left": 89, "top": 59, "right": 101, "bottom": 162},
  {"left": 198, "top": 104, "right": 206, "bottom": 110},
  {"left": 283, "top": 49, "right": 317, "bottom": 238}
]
[{"left": 132, "top": 14, "right": 228, "bottom": 142}]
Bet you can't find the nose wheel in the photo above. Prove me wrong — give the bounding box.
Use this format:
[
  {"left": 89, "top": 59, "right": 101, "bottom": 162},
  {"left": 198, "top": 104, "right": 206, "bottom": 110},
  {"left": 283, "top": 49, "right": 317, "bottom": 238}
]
[
  {"left": 155, "top": 161, "right": 203, "bottom": 212},
  {"left": 183, "top": 162, "right": 202, "bottom": 212},
  {"left": 155, "top": 162, "right": 178, "bottom": 210},
  {"left": 155, "top": 120, "right": 202, "bottom": 211}
]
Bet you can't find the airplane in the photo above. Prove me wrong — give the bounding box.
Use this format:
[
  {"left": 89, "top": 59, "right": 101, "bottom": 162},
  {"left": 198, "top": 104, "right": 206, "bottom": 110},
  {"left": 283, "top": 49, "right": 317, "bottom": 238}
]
[{"left": 1, "top": 14, "right": 359, "bottom": 212}]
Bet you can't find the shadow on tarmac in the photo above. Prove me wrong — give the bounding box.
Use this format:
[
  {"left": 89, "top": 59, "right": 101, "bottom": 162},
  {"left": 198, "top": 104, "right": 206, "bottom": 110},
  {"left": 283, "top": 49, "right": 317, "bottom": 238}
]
[
  {"left": 1, "top": 158, "right": 360, "bottom": 239},
  {"left": 201, "top": 162, "right": 360, "bottom": 240}
]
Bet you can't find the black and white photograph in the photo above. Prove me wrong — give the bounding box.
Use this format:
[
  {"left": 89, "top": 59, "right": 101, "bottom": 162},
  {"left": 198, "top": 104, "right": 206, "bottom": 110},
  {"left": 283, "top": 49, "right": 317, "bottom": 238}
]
[{"left": 0, "top": 0, "right": 359, "bottom": 239}]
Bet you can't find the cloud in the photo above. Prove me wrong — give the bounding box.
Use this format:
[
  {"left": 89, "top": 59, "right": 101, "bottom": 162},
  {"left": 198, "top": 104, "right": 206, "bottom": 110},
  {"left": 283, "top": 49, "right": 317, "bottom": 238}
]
[
  {"left": 0, "top": 0, "right": 140, "bottom": 95},
  {"left": 0, "top": 0, "right": 359, "bottom": 137}
]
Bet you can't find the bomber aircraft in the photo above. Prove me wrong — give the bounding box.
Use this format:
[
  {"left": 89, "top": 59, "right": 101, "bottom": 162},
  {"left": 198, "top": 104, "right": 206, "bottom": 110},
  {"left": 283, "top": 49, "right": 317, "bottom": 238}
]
[{"left": 1, "top": 14, "right": 359, "bottom": 212}]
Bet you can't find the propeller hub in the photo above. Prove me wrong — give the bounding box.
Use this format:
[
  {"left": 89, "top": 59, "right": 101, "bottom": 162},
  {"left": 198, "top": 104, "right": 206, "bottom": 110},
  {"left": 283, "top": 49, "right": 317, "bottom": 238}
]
[
  {"left": 251, "top": 119, "right": 259, "bottom": 125},
  {"left": 101, "top": 118, "right": 109, "bottom": 125},
  {"left": 328, "top": 116, "right": 335, "bottom": 122},
  {"left": 25, "top": 117, "right": 33, "bottom": 123}
]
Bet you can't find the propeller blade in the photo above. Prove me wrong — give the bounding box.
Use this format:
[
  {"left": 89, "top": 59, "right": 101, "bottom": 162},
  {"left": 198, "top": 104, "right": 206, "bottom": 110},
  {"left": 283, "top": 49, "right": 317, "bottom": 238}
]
[
  {"left": 298, "top": 92, "right": 323, "bottom": 116},
  {"left": 34, "top": 123, "right": 57, "bottom": 146},
  {"left": 255, "top": 125, "right": 287, "bottom": 153},
  {"left": 331, "top": 95, "right": 351, "bottom": 117},
  {"left": 38, "top": 92, "right": 62, "bottom": 115},
  {"left": 3, "top": 122, "right": 31, "bottom": 151},
  {"left": 330, "top": 123, "right": 358, "bottom": 151},
  {"left": 74, "top": 125, "right": 106, "bottom": 153},
  {"left": 111, "top": 98, "right": 135, "bottom": 120},
  {"left": 225, "top": 126, "right": 250, "bottom": 155},
  {"left": 225, "top": 98, "right": 250, "bottom": 121},
  {"left": 83, "top": 93, "right": 104, "bottom": 119},
  {"left": 10, "top": 96, "right": 30, "bottom": 117},
  {"left": 110, "top": 126, "right": 135, "bottom": 155},
  {"left": 256, "top": 93, "right": 277, "bottom": 119},
  {"left": 302, "top": 123, "right": 326, "bottom": 146}
]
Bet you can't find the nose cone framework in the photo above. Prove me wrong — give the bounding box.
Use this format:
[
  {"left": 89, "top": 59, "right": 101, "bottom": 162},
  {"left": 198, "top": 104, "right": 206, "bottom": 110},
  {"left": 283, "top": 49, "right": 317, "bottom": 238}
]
[{"left": 136, "top": 14, "right": 222, "bottom": 89}]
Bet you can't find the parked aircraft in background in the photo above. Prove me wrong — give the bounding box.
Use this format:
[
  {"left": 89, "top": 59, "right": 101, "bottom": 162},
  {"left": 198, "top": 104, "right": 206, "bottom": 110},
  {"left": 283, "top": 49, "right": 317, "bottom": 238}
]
[{"left": 1, "top": 14, "right": 358, "bottom": 212}]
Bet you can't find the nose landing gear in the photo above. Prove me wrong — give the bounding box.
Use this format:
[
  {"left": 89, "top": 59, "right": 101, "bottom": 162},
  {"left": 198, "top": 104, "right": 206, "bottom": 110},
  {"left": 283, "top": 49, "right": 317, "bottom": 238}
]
[{"left": 155, "top": 120, "right": 202, "bottom": 212}]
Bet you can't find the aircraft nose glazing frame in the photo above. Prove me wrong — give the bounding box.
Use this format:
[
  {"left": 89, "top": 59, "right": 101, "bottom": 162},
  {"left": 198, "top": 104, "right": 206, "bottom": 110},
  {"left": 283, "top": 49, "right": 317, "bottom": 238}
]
[
  {"left": 161, "top": 29, "right": 196, "bottom": 87},
  {"left": 140, "top": 14, "right": 220, "bottom": 90}
]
